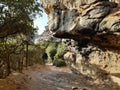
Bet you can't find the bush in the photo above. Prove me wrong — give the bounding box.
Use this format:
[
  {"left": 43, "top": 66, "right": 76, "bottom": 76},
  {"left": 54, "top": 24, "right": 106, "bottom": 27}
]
[
  {"left": 46, "top": 42, "right": 58, "bottom": 62},
  {"left": 53, "top": 43, "right": 67, "bottom": 67},
  {"left": 39, "top": 41, "right": 50, "bottom": 49},
  {"left": 53, "top": 59, "right": 66, "bottom": 67},
  {"left": 27, "top": 45, "right": 45, "bottom": 65},
  {"left": 54, "top": 43, "right": 66, "bottom": 60},
  {"left": 38, "top": 40, "right": 67, "bottom": 67}
]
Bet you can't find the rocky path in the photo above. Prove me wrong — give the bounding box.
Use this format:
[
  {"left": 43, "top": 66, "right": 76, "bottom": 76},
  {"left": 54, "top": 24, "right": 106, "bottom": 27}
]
[{"left": 0, "top": 64, "right": 119, "bottom": 90}]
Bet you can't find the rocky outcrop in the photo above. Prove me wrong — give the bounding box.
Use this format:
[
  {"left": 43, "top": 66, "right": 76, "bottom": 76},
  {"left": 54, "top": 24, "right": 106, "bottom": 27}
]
[
  {"left": 35, "top": 26, "right": 61, "bottom": 43},
  {"left": 41, "top": 0, "right": 120, "bottom": 84}
]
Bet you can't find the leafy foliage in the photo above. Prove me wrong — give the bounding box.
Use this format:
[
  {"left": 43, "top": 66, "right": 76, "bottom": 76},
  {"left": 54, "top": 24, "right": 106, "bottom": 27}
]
[
  {"left": 53, "top": 59, "right": 66, "bottom": 67},
  {"left": 39, "top": 40, "right": 67, "bottom": 67},
  {"left": 0, "top": 34, "right": 44, "bottom": 78},
  {"left": 0, "top": 0, "right": 42, "bottom": 37},
  {"left": 46, "top": 41, "right": 58, "bottom": 62},
  {"left": 0, "top": 0, "right": 44, "bottom": 78},
  {"left": 54, "top": 43, "right": 67, "bottom": 60},
  {"left": 53, "top": 43, "right": 67, "bottom": 67}
]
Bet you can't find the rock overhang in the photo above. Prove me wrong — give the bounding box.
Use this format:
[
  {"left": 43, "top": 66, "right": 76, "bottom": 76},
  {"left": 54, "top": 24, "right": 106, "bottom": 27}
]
[
  {"left": 42, "top": 1, "right": 118, "bottom": 30},
  {"left": 41, "top": 0, "right": 120, "bottom": 85},
  {"left": 41, "top": 0, "right": 120, "bottom": 49}
]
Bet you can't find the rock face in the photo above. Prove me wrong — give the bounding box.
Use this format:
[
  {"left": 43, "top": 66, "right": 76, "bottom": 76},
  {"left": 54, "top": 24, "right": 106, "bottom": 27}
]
[
  {"left": 41, "top": 0, "right": 120, "bottom": 83},
  {"left": 35, "top": 26, "right": 61, "bottom": 43}
]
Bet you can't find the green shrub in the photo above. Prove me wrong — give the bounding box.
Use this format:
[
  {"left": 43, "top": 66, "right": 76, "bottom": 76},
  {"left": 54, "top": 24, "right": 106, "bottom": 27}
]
[
  {"left": 39, "top": 40, "right": 67, "bottom": 67},
  {"left": 53, "top": 43, "right": 67, "bottom": 67},
  {"left": 53, "top": 59, "right": 66, "bottom": 67},
  {"left": 54, "top": 43, "right": 67, "bottom": 60},
  {"left": 0, "top": 35, "right": 48, "bottom": 78},
  {"left": 27, "top": 45, "right": 45, "bottom": 65},
  {"left": 46, "top": 42, "right": 58, "bottom": 62},
  {"left": 40, "top": 41, "right": 50, "bottom": 48}
]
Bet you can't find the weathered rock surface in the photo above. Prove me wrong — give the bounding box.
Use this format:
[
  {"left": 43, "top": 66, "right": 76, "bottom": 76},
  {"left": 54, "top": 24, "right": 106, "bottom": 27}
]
[
  {"left": 35, "top": 26, "right": 61, "bottom": 43},
  {"left": 41, "top": 0, "right": 120, "bottom": 85}
]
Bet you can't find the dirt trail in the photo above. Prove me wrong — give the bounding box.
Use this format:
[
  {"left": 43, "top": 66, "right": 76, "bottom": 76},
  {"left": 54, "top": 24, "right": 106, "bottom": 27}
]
[{"left": 0, "top": 64, "right": 120, "bottom": 90}]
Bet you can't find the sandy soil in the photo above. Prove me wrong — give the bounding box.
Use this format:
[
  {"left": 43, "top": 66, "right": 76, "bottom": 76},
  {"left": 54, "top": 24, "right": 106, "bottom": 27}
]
[{"left": 0, "top": 64, "right": 120, "bottom": 90}]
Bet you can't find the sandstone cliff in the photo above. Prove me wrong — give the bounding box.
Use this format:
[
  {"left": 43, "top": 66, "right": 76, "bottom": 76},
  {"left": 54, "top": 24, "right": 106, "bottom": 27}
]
[{"left": 41, "top": 0, "right": 120, "bottom": 85}]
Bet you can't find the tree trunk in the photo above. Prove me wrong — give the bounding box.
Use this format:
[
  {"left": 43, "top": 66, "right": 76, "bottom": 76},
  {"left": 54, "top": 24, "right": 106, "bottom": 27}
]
[
  {"left": 6, "top": 55, "right": 11, "bottom": 76},
  {"left": 26, "top": 43, "right": 28, "bottom": 69}
]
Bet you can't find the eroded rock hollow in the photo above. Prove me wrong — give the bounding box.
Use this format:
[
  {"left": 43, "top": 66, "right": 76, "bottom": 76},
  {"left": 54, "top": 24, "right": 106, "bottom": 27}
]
[{"left": 41, "top": 0, "right": 120, "bottom": 83}]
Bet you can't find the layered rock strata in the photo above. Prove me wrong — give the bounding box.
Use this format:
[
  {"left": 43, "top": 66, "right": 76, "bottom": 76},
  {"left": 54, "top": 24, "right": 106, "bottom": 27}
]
[{"left": 41, "top": 0, "right": 120, "bottom": 84}]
